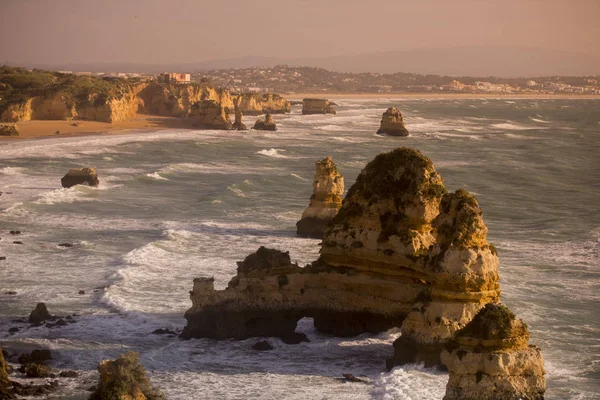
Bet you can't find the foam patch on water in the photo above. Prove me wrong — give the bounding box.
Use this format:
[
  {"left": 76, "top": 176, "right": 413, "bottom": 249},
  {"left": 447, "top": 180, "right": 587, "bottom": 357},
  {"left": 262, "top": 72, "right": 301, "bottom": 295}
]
[
  {"left": 257, "top": 148, "right": 289, "bottom": 159},
  {"left": 146, "top": 172, "right": 168, "bottom": 180},
  {"left": 371, "top": 366, "right": 447, "bottom": 399}
]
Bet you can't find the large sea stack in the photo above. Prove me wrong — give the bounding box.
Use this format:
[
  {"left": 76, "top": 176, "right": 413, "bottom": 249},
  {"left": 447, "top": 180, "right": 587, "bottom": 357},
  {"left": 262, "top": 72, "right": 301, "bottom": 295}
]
[
  {"left": 302, "top": 98, "right": 336, "bottom": 115},
  {"left": 377, "top": 107, "right": 409, "bottom": 136},
  {"left": 61, "top": 168, "right": 100, "bottom": 188},
  {"left": 296, "top": 156, "right": 344, "bottom": 239},
  {"left": 252, "top": 113, "right": 277, "bottom": 131},
  {"left": 441, "top": 303, "right": 546, "bottom": 400},
  {"left": 189, "top": 99, "right": 232, "bottom": 130},
  {"left": 181, "top": 147, "right": 545, "bottom": 396}
]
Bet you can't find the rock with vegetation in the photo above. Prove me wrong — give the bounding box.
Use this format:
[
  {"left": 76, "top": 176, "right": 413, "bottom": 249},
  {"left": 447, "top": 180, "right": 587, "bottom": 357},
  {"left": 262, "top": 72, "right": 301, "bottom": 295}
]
[
  {"left": 301, "top": 98, "right": 336, "bottom": 115},
  {"left": 252, "top": 113, "right": 277, "bottom": 131},
  {"left": 232, "top": 98, "right": 247, "bottom": 130},
  {"left": 89, "top": 351, "right": 164, "bottom": 400},
  {"left": 296, "top": 156, "right": 344, "bottom": 239},
  {"left": 0, "top": 124, "right": 19, "bottom": 136},
  {"left": 61, "top": 167, "right": 100, "bottom": 188},
  {"left": 376, "top": 107, "right": 409, "bottom": 136},
  {"left": 234, "top": 93, "right": 290, "bottom": 115},
  {"left": 441, "top": 303, "right": 546, "bottom": 400},
  {"left": 29, "top": 303, "right": 53, "bottom": 324}
]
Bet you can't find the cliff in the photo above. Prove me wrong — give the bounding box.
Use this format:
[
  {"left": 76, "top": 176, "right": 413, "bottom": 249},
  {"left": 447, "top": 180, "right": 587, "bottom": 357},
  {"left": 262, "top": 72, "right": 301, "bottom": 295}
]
[
  {"left": 234, "top": 93, "right": 290, "bottom": 115},
  {"left": 376, "top": 107, "right": 409, "bottom": 136},
  {"left": 252, "top": 113, "right": 277, "bottom": 131},
  {"left": 302, "top": 98, "right": 336, "bottom": 115},
  {"left": 441, "top": 303, "right": 546, "bottom": 400},
  {"left": 296, "top": 156, "right": 344, "bottom": 238},
  {"left": 189, "top": 99, "right": 232, "bottom": 130}
]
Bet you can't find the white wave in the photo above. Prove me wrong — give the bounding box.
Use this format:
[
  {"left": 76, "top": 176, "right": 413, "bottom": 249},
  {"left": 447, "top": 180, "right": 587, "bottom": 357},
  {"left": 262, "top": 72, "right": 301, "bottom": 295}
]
[
  {"left": 33, "top": 188, "right": 94, "bottom": 205},
  {"left": 257, "top": 148, "right": 289, "bottom": 159},
  {"left": 0, "top": 166, "right": 27, "bottom": 175},
  {"left": 492, "top": 122, "right": 545, "bottom": 131},
  {"left": 371, "top": 365, "right": 447, "bottom": 399},
  {"left": 159, "top": 162, "right": 277, "bottom": 175},
  {"left": 529, "top": 117, "right": 551, "bottom": 124},
  {"left": 146, "top": 172, "right": 168, "bottom": 180},
  {"left": 227, "top": 186, "right": 246, "bottom": 197},
  {"left": 291, "top": 173, "right": 309, "bottom": 181}
]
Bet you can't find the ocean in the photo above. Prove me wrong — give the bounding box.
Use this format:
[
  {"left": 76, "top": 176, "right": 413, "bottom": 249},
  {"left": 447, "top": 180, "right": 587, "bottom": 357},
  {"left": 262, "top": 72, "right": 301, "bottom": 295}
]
[{"left": 0, "top": 98, "right": 598, "bottom": 399}]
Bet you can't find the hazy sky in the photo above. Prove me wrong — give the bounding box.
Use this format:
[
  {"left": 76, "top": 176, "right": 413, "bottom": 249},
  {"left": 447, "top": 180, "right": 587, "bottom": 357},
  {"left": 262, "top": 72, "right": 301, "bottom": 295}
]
[{"left": 1, "top": 0, "right": 599, "bottom": 65}]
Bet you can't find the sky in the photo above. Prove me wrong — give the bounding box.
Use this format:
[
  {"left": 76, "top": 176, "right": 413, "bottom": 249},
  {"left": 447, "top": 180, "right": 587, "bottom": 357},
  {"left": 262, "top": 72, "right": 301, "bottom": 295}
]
[{"left": 1, "top": 0, "right": 599, "bottom": 74}]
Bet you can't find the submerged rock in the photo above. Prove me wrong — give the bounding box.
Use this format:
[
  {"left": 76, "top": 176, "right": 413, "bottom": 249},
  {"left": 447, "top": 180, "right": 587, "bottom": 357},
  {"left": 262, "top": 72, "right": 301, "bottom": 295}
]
[
  {"left": 251, "top": 341, "right": 274, "bottom": 351},
  {"left": 296, "top": 156, "right": 344, "bottom": 239},
  {"left": 29, "top": 303, "right": 53, "bottom": 324},
  {"left": 252, "top": 113, "right": 277, "bottom": 131},
  {"left": 89, "top": 351, "right": 164, "bottom": 400},
  {"left": 376, "top": 107, "right": 409, "bottom": 136},
  {"left": 61, "top": 167, "right": 100, "bottom": 188},
  {"left": 441, "top": 303, "right": 546, "bottom": 400},
  {"left": 302, "top": 98, "right": 336, "bottom": 115}
]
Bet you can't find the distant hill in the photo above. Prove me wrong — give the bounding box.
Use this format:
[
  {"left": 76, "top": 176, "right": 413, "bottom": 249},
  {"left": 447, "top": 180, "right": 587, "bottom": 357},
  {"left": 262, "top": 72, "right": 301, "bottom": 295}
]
[{"left": 10, "top": 47, "right": 600, "bottom": 78}]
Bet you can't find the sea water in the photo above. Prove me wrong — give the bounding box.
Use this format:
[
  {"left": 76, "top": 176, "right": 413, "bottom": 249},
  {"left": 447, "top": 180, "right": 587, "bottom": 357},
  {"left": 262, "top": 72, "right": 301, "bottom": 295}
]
[{"left": 0, "top": 98, "right": 598, "bottom": 399}]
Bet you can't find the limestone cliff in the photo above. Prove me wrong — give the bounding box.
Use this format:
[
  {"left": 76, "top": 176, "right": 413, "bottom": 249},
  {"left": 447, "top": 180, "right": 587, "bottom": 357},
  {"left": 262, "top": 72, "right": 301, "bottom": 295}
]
[
  {"left": 252, "top": 113, "right": 277, "bottom": 131},
  {"left": 377, "top": 107, "right": 409, "bottom": 136},
  {"left": 302, "top": 98, "right": 336, "bottom": 115},
  {"left": 441, "top": 303, "right": 546, "bottom": 400},
  {"left": 189, "top": 99, "right": 232, "bottom": 130},
  {"left": 296, "top": 156, "right": 344, "bottom": 239},
  {"left": 234, "top": 93, "right": 290, "bottom": 115}
]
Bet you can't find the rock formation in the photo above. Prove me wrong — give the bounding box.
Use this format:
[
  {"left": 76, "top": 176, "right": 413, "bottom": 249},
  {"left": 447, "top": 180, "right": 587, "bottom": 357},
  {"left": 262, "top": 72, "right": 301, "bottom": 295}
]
[
  {"left": 189, "top": 100, "right": 232, "bottom": 130},
  {"left": 29, "top": 303, "right": 53, "bottom": 324},
  {"left": 61, "top": 168, "right": 100, "bottom": 188},
  {"left": 296, "top": 156, "right": 344, "bottom": 239},
  {"left": 90, "top": 351, "right": 164, "bottom": 400},
  {"left": 232, "top": 98, "right": 247, "bottom": 130},
  {"left": 234, "top": 93, "right": 290, "bottom": 115},
  {"left": 376, "top": 107, "right": 409, "bottom": 136},
  {"left": 441, "top": 303, "right": 546, "bottom": 400},
  {"left": 182, "top": 147, "right": 544, "bottom": 397},
  {"left": 0, "top": 345, "right": 13, "bottom": 399},
  {"left": 302, "top": 98, "right": 336, "bottom": 115},
  {"left": 0, "top": 124, "right": 19, "bottom": 136},
  {"left": 252, "top": 113, "right": 277, "bottom": 131}
]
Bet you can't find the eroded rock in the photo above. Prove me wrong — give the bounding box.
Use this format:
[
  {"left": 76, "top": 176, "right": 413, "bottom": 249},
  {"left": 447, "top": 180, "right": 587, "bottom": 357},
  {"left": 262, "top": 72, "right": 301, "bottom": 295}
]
[
  {"left": 232, "top": 98, "right": 247, "bottom": 131},
  {"left": 29, "top": 303, "right": 52, "bottom": 324},
  {"left": 302, "top": 98, "right": 336, "bottom": 115},
  {"left": 296, "top": 156, "right": 344, "bottom": 239},
  {"left": 61, "top": 167, "right": 99, "bottom": 188},
  {"left": 189, "top": 99, "right": 232, "bottom": 130},
  {"left": 376, "top": 107, "right": 409, "bottom": 136},
  {"left": 252, "top": 113, "right": 277, "bottom": 131}
]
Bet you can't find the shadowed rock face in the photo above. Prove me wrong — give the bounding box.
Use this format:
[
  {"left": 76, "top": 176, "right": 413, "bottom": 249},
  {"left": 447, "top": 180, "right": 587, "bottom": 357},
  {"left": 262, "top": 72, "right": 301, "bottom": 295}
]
[
  {"left": 61, "top": 168, "right": 100, "bottom": 188},
  {"left": 441, "top": 303, "right": 546, "bottom": 400},
  {"left": 376, "top": 107, "right": 409, "bottom": 136},
  {"left": 302, "top": 98, "right": 336, "bottom": 115},
  {"left": 181, "top": 148, "right": 543, "bottom": 398},
  {"left": 252, "top": 113, "right": 277, "bottom": 131},
  {"left": 296, "top": 156, "right": 344, "bottom": 239}
]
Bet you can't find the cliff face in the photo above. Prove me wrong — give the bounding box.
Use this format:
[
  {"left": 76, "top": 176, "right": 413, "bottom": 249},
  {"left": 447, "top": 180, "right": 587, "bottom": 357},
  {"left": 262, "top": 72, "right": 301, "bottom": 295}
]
[
  {"left": 302, "top": 98, "right": 336, "bottom": 115},
  {"left": 138, "top": 83, "right": 234, "bottom": 117},
  {"left": 234, "top": 93, "right": 290, "bottom": 115},
  {"left": 377, "top": 107, "right": 409, "bottom": 136},
  {"left": 189, "top": 99, "right": 232, "bottom": 130},
  {"left": 296, "top": 156, "right": 344, "bottom": 239},
  {"left": 441, "top": 303, "right": 546, "bottom": 400}
]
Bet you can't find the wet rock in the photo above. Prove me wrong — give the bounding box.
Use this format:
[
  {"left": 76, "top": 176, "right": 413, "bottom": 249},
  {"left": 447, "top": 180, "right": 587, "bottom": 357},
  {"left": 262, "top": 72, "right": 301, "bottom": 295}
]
[
  {"left": 341, "top": 374, "right": 368, "bottom": 384},
  {"left": 56, "top": 319, "right": 68, "bottom": 326},
  {"left": 12, "top": 241, "right": 23, "bottom": 245},
  {"left": 61, "top": 167, "right": 99, "bottom": 188},
  {"left": 281, "top": 332, "right": 309, "bottom": 345},
  {"left": 0, "top": 257, "right": 6, "bottom": 261},
  {"left": 59, "top": 370, "right": 78, "bottom": 378},
  {"left": 251, "top": 341, "right": 274, "bottom": 351},
  {"left": 58, "top": 243, "right": 73, "bottom": 247},
  {"left": 78, "top": 290, "right": 86, "bottom": 295},
  {"left": 29, "top": 303, "right": 52, "bottom": 324},
  {"left": 151, "top": 328, "right": 176, "bottom": 335},
  {"left": 24, "top": 364, "right": 53, "bottom": 378},
  {"left": 5, "top": 291, "right": 16, "bottom": 295},
  {"left": 8, "top": 327, "right": 19, "bottom": 334},
  {"left": 9, "top": 231, "right": 20, "bottom": 235}
]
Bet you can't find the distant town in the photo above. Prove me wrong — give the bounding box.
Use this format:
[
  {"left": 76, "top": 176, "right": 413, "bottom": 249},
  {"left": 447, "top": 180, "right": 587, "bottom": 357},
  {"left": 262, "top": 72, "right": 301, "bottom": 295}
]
[{"left": 39, "top": 65, "right": 600, "bottom": 95}]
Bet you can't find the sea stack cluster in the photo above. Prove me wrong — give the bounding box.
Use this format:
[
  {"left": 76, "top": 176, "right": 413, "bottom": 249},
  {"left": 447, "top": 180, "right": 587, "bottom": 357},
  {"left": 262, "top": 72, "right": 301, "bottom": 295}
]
[
  {"left": 377, "top": 107, "right": 409, "bottom": 136},
  {"left": 296, "top": 156, "right": 344, "bottom": 239},
  {"left": 302, "top": 98, "right": 336, "bottom": 115},
  {"left": 182, "top": 147, "right": 545, "bottom": 399}
]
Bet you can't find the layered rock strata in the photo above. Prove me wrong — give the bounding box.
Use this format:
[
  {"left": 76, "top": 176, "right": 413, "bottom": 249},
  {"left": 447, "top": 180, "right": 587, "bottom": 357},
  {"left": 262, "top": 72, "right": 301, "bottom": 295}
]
[
  {"left": 234, "top": 93, "right": 290, "bottom": 115},
  {"left": 376, "top": 107, "right": 409, "bottom": 136},
  {"left": 252, "top": 113, "right": 277, "bottom": 131},
  {"left": 61, "top": 168, "right": 100, "bottom": 188},
  {"left": 441, "top": 303, "right": 546, "bottom": 400},
  {"left": 232, "top": 98, "right": 247, "bottom": 130},
  {"left": 296, "top": 156, "right": 344, "bottom": 239},
  {"left": 189, "top": 100, "right": 232, "bottom": 130},
  {"left": 302, "top": 98, "right": 336, "bottom": 115}
]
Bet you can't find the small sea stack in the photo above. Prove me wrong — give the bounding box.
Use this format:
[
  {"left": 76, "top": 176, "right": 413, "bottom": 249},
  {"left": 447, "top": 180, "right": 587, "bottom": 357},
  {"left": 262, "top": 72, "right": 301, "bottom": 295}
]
[
  {"left": 232, "top": 98, "right": 247, "bottom": 130},
  {"left": 61, "top": 167, "right": 99, "bottom": 188},
  {"left": 441, "top": 303, "right": 546, "bottom": 400},
  {"left": 296, "top": 156, "right": 344, "bottom": 239},
  {"left": 252, "top": 113, "right": 277, "bottom": 131},
  {"left": 302, "top": 98, "right": 336, "bottom": 115},
  {"left": 376, "top": 107, "right": 409, "bottom": 136}
]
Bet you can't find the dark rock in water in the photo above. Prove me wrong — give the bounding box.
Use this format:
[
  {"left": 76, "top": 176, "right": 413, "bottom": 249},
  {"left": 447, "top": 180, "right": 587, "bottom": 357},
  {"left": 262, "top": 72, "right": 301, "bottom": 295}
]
[
  {"left": 58, "top": 243, "right": 73, "bottom": 247},
  {"left": 376, "top": 107, "right": 409, "bottom": 136},
  {"left": 5, "top": 291, "right": 16, "bottom": 295},
  {"left": 0, "top": 257, "right": 6, "bottom": 261},
  {"left": 280, "top": 332, "right": 309, "bottom": 345},
  {"left": 59, "top": 370, "right": 78, "bottom": 378},
  {"left": 9, "top": 231, "right": 21, "bottom": 235},
  {"left": 11, "top": 379, "right": 60, "bottom": 396},
  {"left": 24, "top": 364, "right": 53, "bottom": 378},
  {"left": 12, "top": 241, "right": 23, "bottom": 245},
  {"left": 45, "top": 323, "right": 55, "bottom": 328},
  {"left": 56, "top": 319, "right": 68, "bottom": 327},
  {"left": 78, "top": 290, "right": 85, "bottom": 295},
  {"left": 152, "top": 328, "right": 176, "bottom": 335},
  {"left": 8, "top": 327, "right": 19, "bottom": 334},
  {"left": 340, "top": 374, "right": 368, "bottom": 384},
  {"left": 61, "top": 167, "right": 99, "bottom": 188},
  {"left": 252, "top": 113, "right": 277, "bottom": 131},
  {"left": 252, "top": 341, "right": 274, "bottom": 351},
  {"left": 18, "top": 349, "right": 52, "bottom": 365},
  {"left": 29, "top": 303, "right": 52, "bottom": 324}
]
